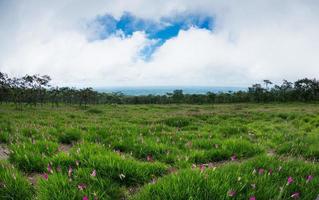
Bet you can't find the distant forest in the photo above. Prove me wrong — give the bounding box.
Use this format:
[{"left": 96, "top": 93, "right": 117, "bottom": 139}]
[{"left": 1, "top": 71, "right": 319, "bottom": 107}]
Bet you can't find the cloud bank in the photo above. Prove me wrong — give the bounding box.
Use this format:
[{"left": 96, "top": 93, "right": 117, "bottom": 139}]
[{"left": 0, "top": 0, "right": 319, "bottom": 87}]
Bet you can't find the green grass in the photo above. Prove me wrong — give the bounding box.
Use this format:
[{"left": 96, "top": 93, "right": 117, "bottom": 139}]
[{"left": 1, "top": 103, "right": 319, "bottom": 199}]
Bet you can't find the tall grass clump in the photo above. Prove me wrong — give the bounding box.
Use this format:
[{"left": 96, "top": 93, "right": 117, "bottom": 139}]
[{"left": 0, "top": 161, "right": 34, "bottom": 200}]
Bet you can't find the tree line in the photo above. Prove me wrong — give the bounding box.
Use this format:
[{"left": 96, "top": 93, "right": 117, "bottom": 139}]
[{"left": 1, "top": 71, "right": 319, "bottom": 106}]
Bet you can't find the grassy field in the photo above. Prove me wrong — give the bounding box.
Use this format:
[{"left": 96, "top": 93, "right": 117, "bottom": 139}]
[{"left": 1, "top": 103, "right": 319, "bottom": 199}]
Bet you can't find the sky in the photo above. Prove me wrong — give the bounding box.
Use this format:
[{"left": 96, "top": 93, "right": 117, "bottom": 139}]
[{"left": 0, "top": 0, "right": 319, "bottom": 87}]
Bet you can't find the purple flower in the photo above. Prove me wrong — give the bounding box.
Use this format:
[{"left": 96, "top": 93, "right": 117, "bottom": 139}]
[
  {"left": 147, "top": 155, "right": 153, "bottom": 162},
  {"left": 42, "top": 173, "right": 48, "bottom": 180},
  {"left": 306, "top": 175, "right": 313, "bottom": 183},
  {"left": 68, "top": 166, "right": 73, "bottom": 177},
  {"left": 78, "top": 183, "right": 87, "bottom": 191},
  {"left": 199, "top": 164, "right": 205, "bottom": 172},
  {"left": 83, "top": 196, "right": 89, "bottom": 200},
  {"left": 228, "top": 190, "right": 236, "bottom": 197},
  {"left": 231, "top": 155, "right": 237, "bottom": 161},
  {"left": 268, "top": 168, "right": 273, "bottom": 175},
  {"left": 258, "top": 168, "right": 264, "bottom": 175},
  {"left": 91, "top": 169, "right": 96, "bottom": 177},
  {"left": 287, "top": 176, "right": 294, "bottom": 185},
  {"left": 291, "top": 192, "right": 300, "bottom": 199},
  {"left": 250, "top": 196, "right": 256, "bottom": 200},
  {"left": 47, "top": 164, "right": 53, "bottom": 174}
]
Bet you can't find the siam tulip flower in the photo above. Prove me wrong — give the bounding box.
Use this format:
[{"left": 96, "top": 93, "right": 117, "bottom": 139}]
[
  {"left": 251, "top": 183, "right": 256, "bottom": 189},
  {"left": 68, "top": 166, "right": 73, "bottom": 177},
  {"left": 119, "top": 173, "right": 125, "bottom": 180},
  {"left": 231, "top": 155, "right": 237, "bottom": 161},
  {"left": 91, "top": 169, "right": 96, "bottom": 177},
  {"left": 47, "top": 164, "right": 53, "bottom": 174},
  {"left": 250, "top": 196, "right": 256, "bottom": 200},
  {"left": 83, "top": 196, "right": 89, "bottom": 200},
  {"left": 258, "top": 168, "right": 264, "bottom": 175},
  {"left": 78, "top": 183, "right": 87, "bottom": 191},
  {"left": 306, "top": 175, "right": 313, "bottom": 183},
  {"left": 42, "top": 173, "right": 48, "bottom": 180},
  {"left": 268, "top": 169, "right": 273, "bottom": 175},
  {"left": 199, "top": 164, "right": 205, "bottom": 172},
  {"left": 291, "top": 192, "right": 300, "bottom": 199},
  {"left": 147, "top": 155, "right": 153, "bottom": 162},
  {"left": 228, "top": 190, "right": 236, "bottom": 197},
  {"left": 287, "top": 176, "right": 294, "bottom": 185}
]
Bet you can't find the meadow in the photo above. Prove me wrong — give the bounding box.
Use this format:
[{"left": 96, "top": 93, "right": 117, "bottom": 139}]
[{"left": 1, "top": 103, "right": 319, "bottom": 199}]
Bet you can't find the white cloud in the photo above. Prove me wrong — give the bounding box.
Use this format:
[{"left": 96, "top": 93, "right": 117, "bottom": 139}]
[{"left": 1, "top": 0, "right": 319, "bottom": 87}]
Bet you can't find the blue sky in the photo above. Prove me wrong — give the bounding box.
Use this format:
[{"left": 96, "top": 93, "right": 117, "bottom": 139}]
[{"left": 90, "top": 12, "right": 214, "bottom": 59}]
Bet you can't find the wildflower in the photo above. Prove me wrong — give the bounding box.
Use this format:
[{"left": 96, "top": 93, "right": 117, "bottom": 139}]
[
  {"left": 119, "top": 173, "right": 125, "bottom": 180},
  {"left": 306, "top": 175, "right": 313, "bottom": 183},
  {"left": 258, "top": 168, "right": 264, "bottom": 175},
  {"left": 68, "top": 166, "right": 73, "bottom": 177},
  {"left": 228, "top": 190, "right": 236, "bottom": 197},
  {"left": 287, "top": 176, "right": 294, "bottom": 185},
  {"left": 268, "top": 168, "right": 273, "bottom": 175},
  {"left": 251, "top": 183, "right": 256, "bottom": 189},
  {"left": 78, "top": 183, "right": 87, "bottom": 191},
  {"left": 231, "top": 155, "right": 237, "bottom": 161},
  {"left": 47, "top": 164, "right": 53, "bottom": 174},
  {"left": 91, "top": 169, "right": 96, "bottom": 177},
  {"left": 199, "top": 164, "right": 205, "bottom": 172},
  {"left": 147, "top": 155, "right": 153, "bottom": 162},
  {"left": 83, "top": 196, "right": 89, "bottom": 200},
  {"left": 291, "top": 192, "right": 300, "bottom": 199},
  {"left": 250, "top": 196, "right": 256, "bottom": 200},
  {"left": 42, "top": 173, "right": 48, "bottom": 180},
  {"left": 278, "top": 166, "right": 282, "bottom": 171}
]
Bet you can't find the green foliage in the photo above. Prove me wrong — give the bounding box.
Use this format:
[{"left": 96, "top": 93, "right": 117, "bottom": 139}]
[
  {"left": 9, "top": 141, "right": 58, "bottom": 172},
  {"left": 133, "top": 156, "right": 319, "bottom": 200},
  {"left": 0, "top": 161, "right": 34, "bottom": 200},
  {"left": 58, "top": 128, "right": 81, "bottom": 144}
]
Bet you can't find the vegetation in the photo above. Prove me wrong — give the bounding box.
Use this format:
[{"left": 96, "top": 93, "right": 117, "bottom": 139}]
[
  {"left": 2, "top": 72, "right": 319, "bottom": 105},
  {"left": 1, "top": 103, "right": 319, "bottom": 199}
]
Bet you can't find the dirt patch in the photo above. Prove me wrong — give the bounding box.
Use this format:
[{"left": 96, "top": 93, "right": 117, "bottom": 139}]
[{"left": 0, "top": 144, "right": 9, "bottom": 160}]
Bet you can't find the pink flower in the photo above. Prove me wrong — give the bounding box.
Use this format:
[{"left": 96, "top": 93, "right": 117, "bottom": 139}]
[
  {"left": 42, "top": 173, "right": 48, "bottom": 180},
  {"left": 258, "top": 168, "right": 264, "bottom": 175},
  {"left": 83, "top": 196, "right": 89, "bottom": 200},
  {"left": 68, "top": 166, "right": 73, "bottom": 177},
  {"left": 291, "top": 192, "right": 300, "bottom": 199},
  {"left": 147, "top": 155, "right": 153, "bottom": 162},
  {"left": 268, "top": 169, "right": 273, "bottom": 175},
  {"left": 287, "top": 176, "right": 294, "bottom": 185},
  {"left": 228, "top": 190, "right": 236, "bottom": 197},
  {"left": 306, "top": 175, "right": 313, "bottom": 183},
  {"left": 91, "top": 169, "right": 96, "bottom": 177},
  {"left": 199, "top": 164, "right": 205, "bottom": 172},
  {"left": 250, "top": 196, "right": 256, "bottom": 200},
  {"left": 47, "top": 164, "right": 53, "bottom": 174},
  {"left": 78, "top": 183, "right": 87, "bottom": 191},
  {"left": 231, "top": 155, "right": 237, "bottom": 161}
]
